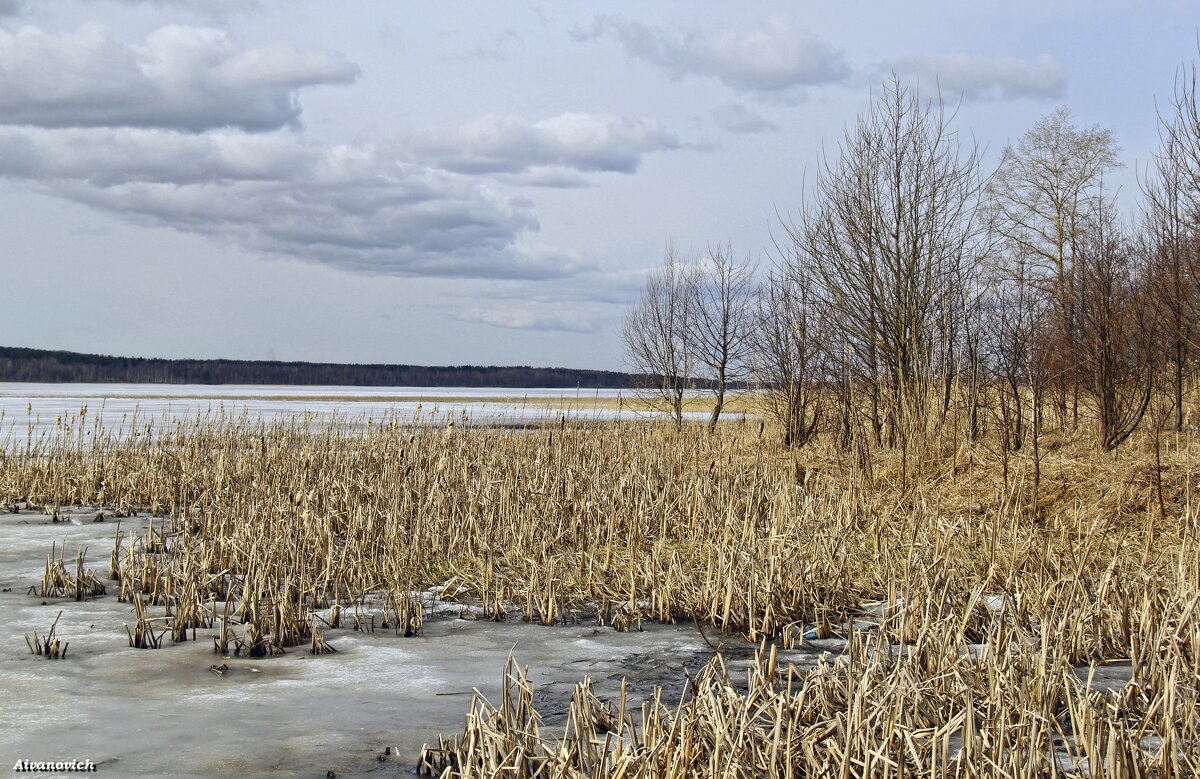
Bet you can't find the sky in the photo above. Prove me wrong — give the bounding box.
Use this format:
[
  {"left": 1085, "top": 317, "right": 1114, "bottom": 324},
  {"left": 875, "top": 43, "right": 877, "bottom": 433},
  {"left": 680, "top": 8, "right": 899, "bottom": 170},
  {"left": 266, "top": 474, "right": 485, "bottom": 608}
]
[{"left": 0, "top": 1, "right": 1196, "bottom": 372}]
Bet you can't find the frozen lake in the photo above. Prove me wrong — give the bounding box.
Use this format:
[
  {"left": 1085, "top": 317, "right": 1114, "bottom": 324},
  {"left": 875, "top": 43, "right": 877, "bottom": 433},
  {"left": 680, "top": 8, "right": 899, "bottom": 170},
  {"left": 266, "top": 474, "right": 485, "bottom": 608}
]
[
  {"left": 0, "top": 507, "right": 721, "bottom": 777},
  {"left": 0, "top": 382, "right": 729, "bottom": 441}
]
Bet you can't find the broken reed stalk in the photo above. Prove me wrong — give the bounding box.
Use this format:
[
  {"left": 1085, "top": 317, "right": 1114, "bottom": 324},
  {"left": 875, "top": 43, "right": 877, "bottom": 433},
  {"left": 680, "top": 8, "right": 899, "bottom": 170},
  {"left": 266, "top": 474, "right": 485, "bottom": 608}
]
[
  {"left": 25, "top": 610, "right": 67, "bottom": 659},
  {"left": 125, "top": 594, "right": 166, "bottom": 649},
  {"left": 309, "top": 625, "right": 337, "bottom": 655}
]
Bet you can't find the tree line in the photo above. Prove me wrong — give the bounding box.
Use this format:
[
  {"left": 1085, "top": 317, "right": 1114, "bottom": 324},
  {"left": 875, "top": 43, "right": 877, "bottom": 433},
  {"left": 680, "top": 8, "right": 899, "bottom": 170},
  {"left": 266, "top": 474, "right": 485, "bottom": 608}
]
[
  {"left": 624, "top": 55, "right": 1200, "bottom": 481},
  {"left": 0, "top": 346, "right": 634, "bottom": 389}
]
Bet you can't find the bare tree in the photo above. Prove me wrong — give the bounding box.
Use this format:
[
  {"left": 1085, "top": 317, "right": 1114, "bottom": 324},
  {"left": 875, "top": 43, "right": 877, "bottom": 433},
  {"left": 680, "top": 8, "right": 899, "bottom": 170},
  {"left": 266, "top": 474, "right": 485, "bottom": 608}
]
[
  {"left": 982, "top": 262, "right": 1034, "bottom": 451},
  {"left": 622, "top": 243, "right": 696, "bottom": 429},
  {"left": 1141, "top": 134, "right": 1197, "bottom": 431},
  {"left": 987, "top": 107, "right": 1121, "bottom": 428},
  {"left": 789, "top": 76, "right": 987, "bottom": 459},
  {"left": 1074, "top": 201, "right": 1159, "bottom": 450},
  {"left": 690, "top": 243, "right": 756, "bottom": 432},
  {"left": 1150, "top": 52, "right": 1200, "bottom": 429},
  {"left": 954, "top": 274, "right": 990, "bottom": 443},
  {"left": 1161, "top": 51, "right": 1200, "bottom": 226},
  {"left": 980, "top": 249, "right": 1053, "bottom": 493},
  {"left": 751, "top": 263, "right": 825, "bottom": 448}
]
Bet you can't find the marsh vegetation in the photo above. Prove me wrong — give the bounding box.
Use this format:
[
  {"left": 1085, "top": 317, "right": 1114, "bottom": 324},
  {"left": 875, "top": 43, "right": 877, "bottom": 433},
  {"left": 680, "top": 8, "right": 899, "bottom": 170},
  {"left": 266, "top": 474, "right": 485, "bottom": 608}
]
[{"left": 1, "top": 406, "right": 1198, "bottom": 776}]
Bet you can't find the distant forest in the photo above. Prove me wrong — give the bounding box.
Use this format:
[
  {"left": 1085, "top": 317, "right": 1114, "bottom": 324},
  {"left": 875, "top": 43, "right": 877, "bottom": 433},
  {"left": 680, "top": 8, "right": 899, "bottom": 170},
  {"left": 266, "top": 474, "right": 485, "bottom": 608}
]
[{"left": 0, "top": 346, "right": 634, "bottom": 389}]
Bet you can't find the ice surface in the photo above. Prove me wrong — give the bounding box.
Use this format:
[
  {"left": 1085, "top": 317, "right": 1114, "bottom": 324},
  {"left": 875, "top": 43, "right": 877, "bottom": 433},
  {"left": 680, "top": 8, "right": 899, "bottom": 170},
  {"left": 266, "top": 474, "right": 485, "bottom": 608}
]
[
  {"left": 0, "top": 509, "right": 715, "bottom": 777},
  {"left": 0, "top": 383, "right": 737, "bottom": 441}
]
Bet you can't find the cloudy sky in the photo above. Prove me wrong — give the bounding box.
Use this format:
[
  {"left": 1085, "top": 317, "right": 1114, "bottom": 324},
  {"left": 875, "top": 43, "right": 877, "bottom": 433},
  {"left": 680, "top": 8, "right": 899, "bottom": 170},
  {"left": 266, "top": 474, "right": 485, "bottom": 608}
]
[{"left": 0, "top": 1, "right": 1195, "bottom": 371}]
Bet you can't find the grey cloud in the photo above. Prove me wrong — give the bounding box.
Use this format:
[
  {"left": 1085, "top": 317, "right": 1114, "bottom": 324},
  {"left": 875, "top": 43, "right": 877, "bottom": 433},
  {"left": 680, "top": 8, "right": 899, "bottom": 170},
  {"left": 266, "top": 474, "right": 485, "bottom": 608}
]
[
  {"left": 0, "top": 126, "right": 581, "bottom": 280},
  {"left": 407, "top": 112, "right": 681, "bottom": 176},
  {"left": 710, "top": 102, "right": 778, "bottom": 134},
  {"left": 568, "top": 267, "right": 649, "bottom": 305},
  {"left": 882, "top": 53, "right": 1066, "bottom": 101},
  {"left": 456, "top": 304, "right": 601, "bottom": 333},
  {"left": 495, "top": 167, "right": 594, "bottom": 189},
  {"left": 0, "top": 127, "right": 321, "bottom": 185},
  {"left": 572, "top": 16, "right": 850, "bottom": 94},
  {"left": 0, "top": 24, "right": 359, "bottom": 132},
  {"left": 445, "top": 260, "right": 647, "bottom": 304},
  {"left": 0, "top": 0, "right": 25, "bottom": 15}
]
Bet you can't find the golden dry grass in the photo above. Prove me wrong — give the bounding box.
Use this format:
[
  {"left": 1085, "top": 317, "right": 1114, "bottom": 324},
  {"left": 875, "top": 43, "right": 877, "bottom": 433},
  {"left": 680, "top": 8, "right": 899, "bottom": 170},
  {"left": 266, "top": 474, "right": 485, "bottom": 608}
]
[{"left": 2, "top": 411, "right": 1198, "bottom": 775}]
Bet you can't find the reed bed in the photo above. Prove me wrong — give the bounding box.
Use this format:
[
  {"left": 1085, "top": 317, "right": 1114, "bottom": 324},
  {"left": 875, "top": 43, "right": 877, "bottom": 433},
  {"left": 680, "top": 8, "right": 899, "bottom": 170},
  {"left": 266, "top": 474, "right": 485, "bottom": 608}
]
[
  {"left": 421, "top": 606, "right": 1200, "bottom": 777},
  {"left": 2, "top": 410, "right": 1198, "bottom": 775}
]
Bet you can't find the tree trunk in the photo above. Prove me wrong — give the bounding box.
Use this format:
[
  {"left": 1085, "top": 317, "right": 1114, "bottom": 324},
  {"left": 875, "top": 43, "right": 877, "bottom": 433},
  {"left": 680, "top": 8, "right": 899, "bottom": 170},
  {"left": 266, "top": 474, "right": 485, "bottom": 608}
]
[{"left": 708, "top": 368, "right": 726, "bottom": 433}]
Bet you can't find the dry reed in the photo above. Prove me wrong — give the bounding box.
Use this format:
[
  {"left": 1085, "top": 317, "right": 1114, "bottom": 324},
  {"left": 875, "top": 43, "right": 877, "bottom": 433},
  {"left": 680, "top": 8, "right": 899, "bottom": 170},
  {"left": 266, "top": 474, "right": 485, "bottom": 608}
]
[
  {"left": 24, "top": 610, "right": 67, "bottom": 659},
  {"left": 2, "top": 409, "right": 1198, "bottom": 775}
]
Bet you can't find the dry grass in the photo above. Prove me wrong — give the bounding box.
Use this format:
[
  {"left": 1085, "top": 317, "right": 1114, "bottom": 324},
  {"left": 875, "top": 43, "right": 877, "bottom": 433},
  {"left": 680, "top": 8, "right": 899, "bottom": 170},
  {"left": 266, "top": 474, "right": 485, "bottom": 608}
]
[{"left": 2, "top": 410, "right": 1198, "bottom": 775}]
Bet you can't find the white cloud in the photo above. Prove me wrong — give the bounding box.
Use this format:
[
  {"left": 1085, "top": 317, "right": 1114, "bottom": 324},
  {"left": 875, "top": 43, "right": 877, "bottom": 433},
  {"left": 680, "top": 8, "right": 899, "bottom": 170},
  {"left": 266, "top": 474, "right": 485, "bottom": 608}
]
[
  {"left": 407, "top": 112, "right": 681, "bottom": 176},
  {"left": 572, "top": 16, "right": 849, "bottom": 94},
  {"left": 882, "top": 53, "right": 1066, "bottom": 101},
  {"left": 0, "top": 126, "right": 583, "bottom": 279},
  {"left": 0, "top": 23, "right": 358, "bottom": 131},
  {"left": 710, "top": 102, "right": 778, "bottom": 134}
]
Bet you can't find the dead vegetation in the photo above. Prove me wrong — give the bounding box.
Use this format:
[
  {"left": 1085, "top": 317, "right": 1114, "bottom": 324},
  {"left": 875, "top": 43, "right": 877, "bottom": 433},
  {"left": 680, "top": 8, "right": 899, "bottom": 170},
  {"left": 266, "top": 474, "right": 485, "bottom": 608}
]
[
  {"left": 24, "top": 610, "right": 67, "bottom": 659},
  {"left": 2, "top": 410, "right": 1199, "bottom": 774},
  {"left": 28, "top": 542, "right": 106, "bottom": 600}
]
